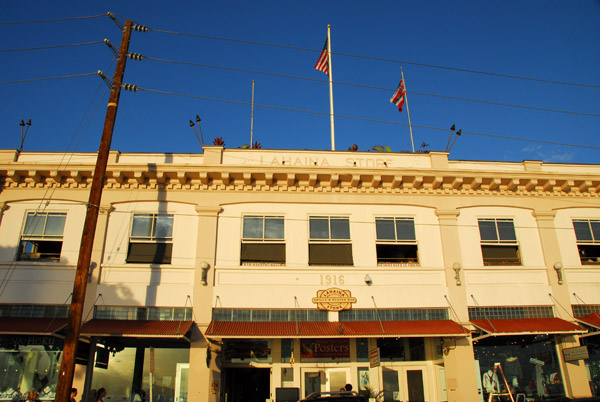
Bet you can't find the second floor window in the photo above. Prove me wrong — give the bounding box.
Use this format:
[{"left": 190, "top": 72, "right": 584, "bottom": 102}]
[
  {"left": 18, "top": 212, "right": 66, "bottom": 261},
  {"left": 241, "top": 215, "right": 285, "bottom": 264},
  {"left": 308, "top": 216, "right": 353, "bottom": 266},
  {"left": 127, "top": 213, "right": 173, "bottom": 264},
  {"left": 573, "top": 219, "right": 600, "bottom": 265},
  {"left": 375, "top": 217, "right": 418, "bottom": 265},
  {"left": 478, "top": 218, "right": 521, "bottom": 266}
]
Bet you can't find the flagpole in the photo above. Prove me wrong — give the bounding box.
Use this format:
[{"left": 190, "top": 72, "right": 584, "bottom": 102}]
[
  {"left": 250, "top": 79, "right": 255, "bottom": 148},
  {"left": 401, "top": 66, "right": 415, "bottom": 152},
  {"left": 327, "top": 24, "right": 335, "bottom": 151}
]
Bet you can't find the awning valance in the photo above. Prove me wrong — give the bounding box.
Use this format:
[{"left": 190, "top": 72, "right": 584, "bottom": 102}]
[
  {"left": 471, "top": 318, "right": 584, "bottom": 337},
  {"left": 79, "top": 319, "right": 194, "bottom": 338},
  {"left": 0, "top": 317, "right": 68, "bottom": 335},
  {"left": 205, "top": 320, "right": 468, "bottom": 338},
  {"left": 576, "top": 313, "right": 600, "bottom": 330}
]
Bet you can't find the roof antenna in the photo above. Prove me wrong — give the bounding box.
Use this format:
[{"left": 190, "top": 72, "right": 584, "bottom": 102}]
[
  {"left": 446, "top": 124, "right": 455, "bottom": 152},
  {"left": 189, "top": 115, "right": 205, "bottom": 146},
  {"left": 19, "top": 119, "right": 32, "bottom": 152},
  {"left": 448, "top": 129, "right": 461, "bottom": 153}
]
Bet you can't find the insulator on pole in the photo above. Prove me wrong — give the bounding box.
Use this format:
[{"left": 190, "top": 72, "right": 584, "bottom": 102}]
[
  {"left": 123, "top": 83, "right": 138, "bottom": 92},
  {"left": 128, "top": 53, "right": 144, "bottom": 61},
  {"left": 133, "top": 24, "right": 148, "bottom": 32}
]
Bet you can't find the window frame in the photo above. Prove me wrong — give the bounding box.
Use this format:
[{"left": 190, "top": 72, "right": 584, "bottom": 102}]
[
  {"left": 477, "top": 218, "right": 521, "bottom": 266},
  {"left": 375, "top": 217, "right": 419, "bottom": 265},
  {"left": 17, "top": 211, "right": 67, "bottom": 261},
  {"left": 240, "top": 215, "right": 286, "bottom": 265},
  {"left": 573, "top": 219, "right": 600, "bottom": 265},
  {"left": 127, "top": 213, "right": 174, "bottom": 264},
  {"left": 308, "top": 216, "right": 353, "bottom": 266}
]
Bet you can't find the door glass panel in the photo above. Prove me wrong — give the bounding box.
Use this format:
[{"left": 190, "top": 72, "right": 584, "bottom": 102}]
[
  {"left": 406, "top": 370, "right": 425, "bottom": 402},
  {"left": 175, "top": 363, "right": 189, "bottom": 402},
  {"left": 329, "top": 371, "right": 347, "bottom": 392},
  {"left": 382, "top": 369, "right": 399, "bottom": 401},
  {"left": 305, "top": 372, "right": 321, "bottom": 397}
]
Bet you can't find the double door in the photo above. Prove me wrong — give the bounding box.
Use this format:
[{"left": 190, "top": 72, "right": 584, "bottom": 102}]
[
  {"left": 301, "top": 365, "right": 430, "bottom": 402},
  {"left": 381, "top": 366, "right": 429, "bottom": 402},
  {"left": 302, "top": 368, "right": 351, "bottom": 397}
]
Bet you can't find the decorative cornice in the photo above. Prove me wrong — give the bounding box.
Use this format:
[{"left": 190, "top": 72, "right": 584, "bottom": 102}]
[{"left": 1, "top": 165, "right": 599, "bottom": 197}]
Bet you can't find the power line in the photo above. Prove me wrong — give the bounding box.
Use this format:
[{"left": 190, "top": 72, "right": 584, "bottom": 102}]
[
  {"left": 0, "top": 13, "right": 108, "bottom": 25},
  {"left": 0, "top": 40, "right": 104, "bottom": 52},
  {"left": 142, "top": 56, "right": 600, "bottom": 117},
  {"left": 130, "top": 85, "right": 600, "bottom": 151},
  {"left": 146, "top": 27, "right": 600, "bottom": 89},
  {"left": 0, "top": 72, "right": 98, "bottom": 84}
]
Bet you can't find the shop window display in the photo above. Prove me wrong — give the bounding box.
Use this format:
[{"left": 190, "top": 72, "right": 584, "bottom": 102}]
[
  {"left": 91, "top": 347, "right": 189, "bottom": 402},
  {"left": 581, "top": 336, "right": 600, "bottom": 397},
  {"left": 474, "top": 335, "right": 565, "bottom": 401},
  {"left": 0, "top": 336, "right": 62, "bottom": 401}
]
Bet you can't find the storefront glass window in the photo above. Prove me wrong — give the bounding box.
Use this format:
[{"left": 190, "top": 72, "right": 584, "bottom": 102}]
[
  {"left": 0, "top": 336, "right": 62, "bottom": 401},
  {"left": 474, "top": 335, "right": 565, "bottom": 400},
  {"left": 377, "top": 338, "right": 424, "bottom": 362},
  {"left": 281, "top": 339, "right": 293, "bottom": 363},
  {"left": 91, "top": 347, "right": 189, "bottom": 402},
  {"left": 356, "top": 339, "right": 369, "bottom": 362},
  {"left": 581, "top": 336, "right": 600, "bottom": 396},
  {"left": 224, "top": 340, "right": 272, "bottom": 363}
]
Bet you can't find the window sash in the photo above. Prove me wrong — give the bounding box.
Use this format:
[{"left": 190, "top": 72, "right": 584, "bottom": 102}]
[
  {"left": 241, "top": 243, "right": 286, "bottom": 263},
  {"left": 309, "top": 243, "right": 353, "bottom": 265},
  {"left": 130, "top": 214, "right": 173, "bottom": 241},
  {"left": 574, "top": 220, "right": 600, "bottom": 243},
  {"left": 309, "top": 216, "right": 350, "bottom": 241},
  {"left": 242, "top": 215, "right": 284, "bottom": 241},
  {"left": 376, "top": 217, "right": 416, "bottom": 242},
  {"left": 22, "top": 212, "right": 66, "bottom": 238},
  {"left": 478, "top": 218, "right": 517, "bottom": 243}
]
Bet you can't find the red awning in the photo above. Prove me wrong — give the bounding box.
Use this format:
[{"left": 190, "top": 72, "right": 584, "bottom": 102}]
[
  {"left": 0, "top": 317, "right": 68, "bottom": 335},
  {"left": 471, "top": 318, "right": 584, "bottom": 336},
  {"left": 79, "top": 319, "right": 194, "bottom": 338},
  {"left": 205, "top": 320, "right": 468, "bottom": 338},
  {"left": 577, "top": 313, "right": 600, "bottom": 330}
]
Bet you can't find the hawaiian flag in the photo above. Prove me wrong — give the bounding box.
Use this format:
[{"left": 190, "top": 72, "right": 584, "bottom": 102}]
[
  {"left": 314, "top": 38, "right": 329, "bottom": 75},
  {"left": 390, "top": 78, "right": 406, "bottom": 112}
]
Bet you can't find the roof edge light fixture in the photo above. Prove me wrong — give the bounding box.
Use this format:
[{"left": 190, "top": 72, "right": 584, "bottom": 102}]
[
  {"left": 452, "top": 262, "right": 462, "bottom": 286},
  {"left": 554, "top": 262, "right": 563, "bottom": 285},
  {"left": 200, "top": 261, "right": 210, "bottom": 286}
]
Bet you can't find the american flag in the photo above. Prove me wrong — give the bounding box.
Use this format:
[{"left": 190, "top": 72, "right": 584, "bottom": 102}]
[
  {"left": 390, "top": 78, "right": 406, "bottom": 112},
  {"left": 314, "top": 39, "right": 329, "bottom": 75}
]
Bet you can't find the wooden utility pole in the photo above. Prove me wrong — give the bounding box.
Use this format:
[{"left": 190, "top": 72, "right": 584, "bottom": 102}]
[{"left": 54, "top": 19, "right": 133, "bottom": 402}]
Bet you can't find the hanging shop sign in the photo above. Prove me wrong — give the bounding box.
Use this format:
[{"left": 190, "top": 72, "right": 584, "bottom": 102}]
[
  {"left": 562, "top": 346, "right": 589, "bottom": 362},
  {"left": 312, "top": 288, "right": 357, "bottom": 311},
  {"left": 369, "top": 348, "right": 380, "bottom": 368}
]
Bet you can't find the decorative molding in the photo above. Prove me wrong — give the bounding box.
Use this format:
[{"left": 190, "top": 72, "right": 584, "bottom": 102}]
[{"left": 1, "top": 165, "right": 599, "bottom": 198}]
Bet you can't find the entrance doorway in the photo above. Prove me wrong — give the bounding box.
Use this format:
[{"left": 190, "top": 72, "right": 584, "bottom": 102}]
[
  {"left": 302, "top": 368, "right": 351, "bottom": 397},
  {"left": 381, "top": 366, "right": 429, "bottom": 402},
  {"left": 222, "top": 368, "right": 270, "bottom": 402}
]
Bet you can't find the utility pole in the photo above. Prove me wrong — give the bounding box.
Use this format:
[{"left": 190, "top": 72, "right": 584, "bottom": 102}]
[{"left": 54, "top": 19, "right": 133, "bottom": 402}]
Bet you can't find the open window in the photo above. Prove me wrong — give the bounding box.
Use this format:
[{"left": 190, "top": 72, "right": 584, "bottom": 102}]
[
  {"left": 18, "top": 212, "right": 66, "bottom": 261},
  {"left": 127, "top": 213, "right": 173, "bottom": 264},
  {"left": 241, "top": 215, "right": 285, "bottom": 265},
  {"left": 309, "top": 216, "right": 353, "bottom": 266},
  {"left": 375, "top": 217, "right": 418, "bottom": 265},
  {"left": 573, "top": 219, "right": 600, "bottom": 265},
  {"left": 478, "top": 218, "right": 521, "bottom": 266}
]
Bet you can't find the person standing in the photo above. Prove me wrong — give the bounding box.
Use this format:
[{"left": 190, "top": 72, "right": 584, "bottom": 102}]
[
  {"left": 70, "top": 388, "right": 78, "bottom": 402},
  {"left": 95, "top": 388, "right": 106, "bottom": 402}
]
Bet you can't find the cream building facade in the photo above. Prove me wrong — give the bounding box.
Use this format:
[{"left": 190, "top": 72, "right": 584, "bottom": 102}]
[{"left": 0, "top": 147, "right": 599, "bottom": 402}]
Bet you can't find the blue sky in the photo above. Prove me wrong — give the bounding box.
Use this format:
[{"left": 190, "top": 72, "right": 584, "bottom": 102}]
[{"left": 2, "top": 1, "right": 599, "bottom": 163}]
